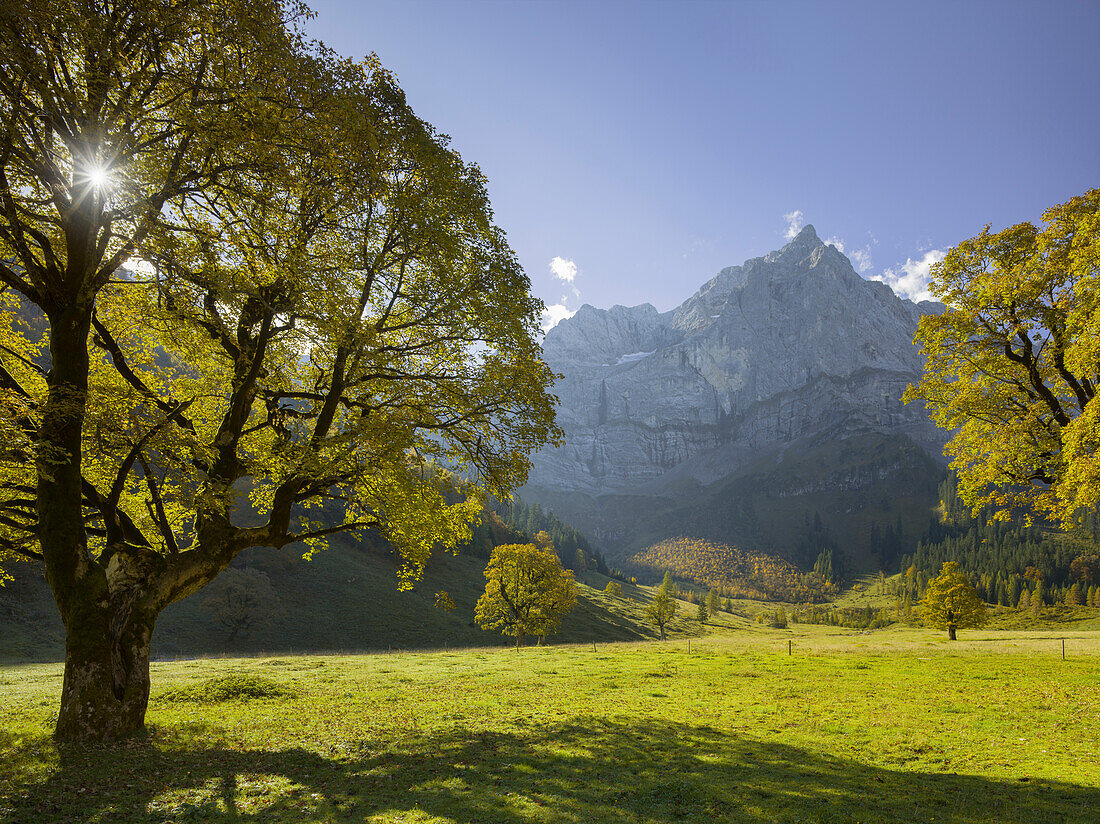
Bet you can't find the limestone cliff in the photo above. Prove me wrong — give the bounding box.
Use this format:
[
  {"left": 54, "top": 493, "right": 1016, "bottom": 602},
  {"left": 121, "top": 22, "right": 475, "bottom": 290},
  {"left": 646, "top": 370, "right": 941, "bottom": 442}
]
[{"left": 525, "top": 225, "right": 948, "bottom": 566}]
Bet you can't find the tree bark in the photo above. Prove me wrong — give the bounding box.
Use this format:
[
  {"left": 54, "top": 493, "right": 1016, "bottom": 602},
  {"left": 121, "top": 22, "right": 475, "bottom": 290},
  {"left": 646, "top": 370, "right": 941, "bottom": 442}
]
[
  {"left": 55, "top": 597, "right": 156, "bottom": 742},
  {"left": 947, "top": 623, "right": 957, "bottom": 641}
]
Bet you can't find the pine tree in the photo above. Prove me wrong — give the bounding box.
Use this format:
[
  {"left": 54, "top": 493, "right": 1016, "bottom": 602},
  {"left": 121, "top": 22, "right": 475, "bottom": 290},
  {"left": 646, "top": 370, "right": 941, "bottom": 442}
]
[
  {"left": 646, "top": 572, "right": 679, "bottom": 641},
  {"left": 1017, "top": 589, "right": 1031, "bottom": 611},
  {"left": 697, "top": 600, "right": 708, "bottom": 624},
  {"left": 706, "top": 588, "right": 720, "bottom": 615},
  {"left": 1031, "top": 583, "right": 1045, "bottom": 617}
]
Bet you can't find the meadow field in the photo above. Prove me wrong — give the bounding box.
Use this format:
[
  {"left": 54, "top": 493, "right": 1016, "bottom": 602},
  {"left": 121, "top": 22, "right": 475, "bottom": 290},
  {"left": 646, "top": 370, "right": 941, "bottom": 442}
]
[{"left": 2, "top": 625, "right": 1097, "bottom": 824}]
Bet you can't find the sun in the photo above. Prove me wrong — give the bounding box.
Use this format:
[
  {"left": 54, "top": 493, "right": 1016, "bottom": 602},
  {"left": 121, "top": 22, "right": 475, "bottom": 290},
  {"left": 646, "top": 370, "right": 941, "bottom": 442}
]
[{"left": 87, "top": 165, "right": 109, "bottom": 189}]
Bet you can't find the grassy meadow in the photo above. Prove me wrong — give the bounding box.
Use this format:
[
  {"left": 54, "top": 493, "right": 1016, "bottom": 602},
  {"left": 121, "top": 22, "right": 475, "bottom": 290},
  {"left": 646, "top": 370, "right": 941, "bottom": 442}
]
[{"left": 2, "top": 624, "right": 1098, "bottom": 824}]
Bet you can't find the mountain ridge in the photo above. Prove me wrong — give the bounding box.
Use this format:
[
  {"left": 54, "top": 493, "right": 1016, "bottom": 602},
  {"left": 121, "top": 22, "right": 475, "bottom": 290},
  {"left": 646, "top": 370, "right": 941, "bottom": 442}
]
[{"left": 525, "top": 226, "right": 949, "bottom": 567}]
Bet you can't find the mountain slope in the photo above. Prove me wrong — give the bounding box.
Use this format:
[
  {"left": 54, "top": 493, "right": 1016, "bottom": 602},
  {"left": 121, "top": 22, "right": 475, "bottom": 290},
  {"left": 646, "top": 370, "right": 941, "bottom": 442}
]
[{"left": 525, "top": 226, "right": 948, "bottom": 568}]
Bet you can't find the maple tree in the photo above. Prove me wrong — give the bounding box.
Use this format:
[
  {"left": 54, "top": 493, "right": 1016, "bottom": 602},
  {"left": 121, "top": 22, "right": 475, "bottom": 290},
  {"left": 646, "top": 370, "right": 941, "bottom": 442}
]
[
  {"left": 920, "top": 561, "right": 987, "bottom": 640},
  {"left": 0, "top": 0, "right": 558, "bottom": 741},
  {"left": 904, "top": 190, "right": 1100, "bottom": 527},
  {"left": 474, "top": 541, "right": 576, "bottom": 647}
]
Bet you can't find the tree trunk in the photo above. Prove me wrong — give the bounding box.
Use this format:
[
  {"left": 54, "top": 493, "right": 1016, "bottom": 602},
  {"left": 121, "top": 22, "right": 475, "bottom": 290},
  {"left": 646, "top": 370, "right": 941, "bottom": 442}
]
[
  {"left": 55, "top": 599, "right": 156, "bottom": 742},
  {"left": 947, "top": 623, "right": 957, "bottom": 641},
  {"left": 659, "top": 623, "right": 666, "bottom": 641}
]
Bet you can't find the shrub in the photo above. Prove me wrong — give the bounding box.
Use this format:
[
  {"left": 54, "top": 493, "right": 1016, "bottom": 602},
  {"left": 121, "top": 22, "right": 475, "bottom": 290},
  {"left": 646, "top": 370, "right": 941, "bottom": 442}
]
[{"left": 160, "top": 673, "right": 297, "bottom": 703}]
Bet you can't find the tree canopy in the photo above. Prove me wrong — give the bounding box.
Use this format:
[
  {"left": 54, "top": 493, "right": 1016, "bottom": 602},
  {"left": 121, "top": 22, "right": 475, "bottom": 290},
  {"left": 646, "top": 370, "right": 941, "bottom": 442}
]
[
  {"left": 920, "top": 561, "right": 987, "bottom": 640},
  {"left": 474, "top": 541, "right": 576, "bottom": 647},
  {"left": 0, "top": 0, "right": 560, "bottom": 740},
  {"left": 904, "top": 190, "right": 1100, "bottom": 527}
]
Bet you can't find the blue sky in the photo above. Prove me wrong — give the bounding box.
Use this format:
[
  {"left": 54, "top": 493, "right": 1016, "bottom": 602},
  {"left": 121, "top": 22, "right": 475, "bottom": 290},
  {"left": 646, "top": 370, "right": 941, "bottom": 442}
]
[{"left": 305, "top": 0, "right": 1099, "bottom": 326}]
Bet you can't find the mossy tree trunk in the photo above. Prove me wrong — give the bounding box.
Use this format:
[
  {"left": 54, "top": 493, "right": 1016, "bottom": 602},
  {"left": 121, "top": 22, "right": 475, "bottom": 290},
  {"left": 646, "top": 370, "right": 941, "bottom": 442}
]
[{"left": 55, "top": 591, "right": 156, "bottom": 741}]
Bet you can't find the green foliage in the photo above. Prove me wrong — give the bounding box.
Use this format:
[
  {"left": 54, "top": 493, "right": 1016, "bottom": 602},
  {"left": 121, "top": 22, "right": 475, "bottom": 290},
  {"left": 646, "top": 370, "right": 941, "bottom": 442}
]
[
  {"left": 905, "top": 475, "right": 1098, "bottom": 607},
  {"left": 696, "top": 599, "right": 708, "bottom": 624},
  {"left": 494, "top": 498, "right": 606, "bottom": 573},
  {"left": 604, "top": 580, "right": 623, "bottom": 597},
  {"left": 645, "top": 571, "right": 679, "bottom": 640},
  {"left": 794, "top": 605, "right": 894, "bottom": 630},
  {"left": 0, "top": 0, "right": 560, "bottom": 739},
  {"left": 904, "top": 190, "right": 1100, "bottom": 526},
  {"left": 920, "top": 562, "right": 987, "bottom": 639},
  {"left": 705, "top": 588, "right": 720, "bottom": 615},
  {"left": 474, "top": 542, "right": 577, "bottom": 646}
]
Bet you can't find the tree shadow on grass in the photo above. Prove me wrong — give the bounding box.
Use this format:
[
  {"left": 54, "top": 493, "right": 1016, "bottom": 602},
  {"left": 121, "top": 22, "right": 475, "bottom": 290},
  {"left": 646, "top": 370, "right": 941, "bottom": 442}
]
[{"left": 2, "top": 718, "right": 1096, "bottom": 823}]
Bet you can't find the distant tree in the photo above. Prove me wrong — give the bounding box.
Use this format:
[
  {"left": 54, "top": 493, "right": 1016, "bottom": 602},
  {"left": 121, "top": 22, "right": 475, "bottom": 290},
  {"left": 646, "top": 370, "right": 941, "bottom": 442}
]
[
  {"left": 920, "top": 561, "right": 987, "bottom": 640},
  {"left": 646, "top": 571, "right": 679, "bottom": 640},
  {"left": 1017, "top": 589, "right": 1031, "bottom": 611},
  {"left": 1070, "top": 554, "right": 1100, "bottom": 586},
  {"left": 474, "top": 542, "right": 576, "bottom": 647},
  {"left": 434, "top": 591, "right": 457, "bottom": 612},
  {"left": 604, "top": 580, "right": 623, "bottom": 597},
  {"left": 706, "top": 588, "right": 720, "bottom": 615},
  {"left": 772, "top": 605, "right": 789, "bottom": 629},
  {"left": 723, "top": 597, "right": 733, "bottom": 612},
  {"left": 1031, "top": 582, "right": 1045, "bottom": 616},
  {"left": 904, "top": 190, "right": 1100, "bottom": 527},
  {"left": 697, "top": 599, "right": 708, "bottom": 624},
  {"left": 200, "top": 568, "right": 284, "bottom": 644},
  {"left": 1066, "top": 583, "right": 1084, "bottom": 606}
]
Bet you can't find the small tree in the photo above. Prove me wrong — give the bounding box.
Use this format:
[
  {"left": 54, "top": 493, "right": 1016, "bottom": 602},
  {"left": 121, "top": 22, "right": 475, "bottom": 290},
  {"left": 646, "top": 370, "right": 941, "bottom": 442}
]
[
  {"left": 646, "top": 571, "right": 678, "bottom": 640},
  {"left": 706, "top": 588, "right": 720, "bottom": 615},
  {"left": 920, "top": 561, "right": 987, "bottom": 640},
  {"left": 697, "top": 599, "right": 708, "bottom": 624},
  {"left": 1017, "top": 589, "right": 1031, "bottom": 611},
  {"left": 1031, "top": 583, "right": 1045, "bottom": 617},
  {"left": 434, "top": 591, "right": 457, "bottom": 612},
  {"left": 604, "top": 580, "right": 623, "bottom": 597},
  {"left": 723, "top": 597, "right": 733, "bottom": 612},
  {"left": 475, "top": 542, "right": 576, "bottom": 647}
]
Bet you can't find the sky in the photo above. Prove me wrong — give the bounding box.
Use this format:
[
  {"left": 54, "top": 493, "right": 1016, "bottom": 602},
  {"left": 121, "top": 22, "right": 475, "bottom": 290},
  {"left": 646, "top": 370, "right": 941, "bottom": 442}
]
[{"left": 304, "top": 0, "right": 1100, "bottom": 328}]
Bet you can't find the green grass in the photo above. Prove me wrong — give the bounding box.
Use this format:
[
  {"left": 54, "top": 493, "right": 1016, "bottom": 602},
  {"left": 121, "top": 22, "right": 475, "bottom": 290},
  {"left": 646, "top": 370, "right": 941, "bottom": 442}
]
[{"left": 2, "top": 626, "right": 1098, "bottom": 823}]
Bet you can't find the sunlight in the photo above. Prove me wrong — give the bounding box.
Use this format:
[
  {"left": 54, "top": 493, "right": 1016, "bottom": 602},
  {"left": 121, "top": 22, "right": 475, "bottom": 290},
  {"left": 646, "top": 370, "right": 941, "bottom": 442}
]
[{"left": 87, "top": 164, "right": 109, "bottom": 189}]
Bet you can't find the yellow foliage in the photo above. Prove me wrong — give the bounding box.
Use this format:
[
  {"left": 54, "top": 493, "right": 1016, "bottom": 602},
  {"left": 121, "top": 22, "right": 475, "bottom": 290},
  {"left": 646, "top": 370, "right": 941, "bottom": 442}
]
[
  {"left": 631, "top": 537, "right": 833, "bottom": 603},
  {"left": 905, "top": 190, "right": 1100, "bottom": 526},
  {"left": 474, "top": 542, "right": 576, "bottom": 645}
]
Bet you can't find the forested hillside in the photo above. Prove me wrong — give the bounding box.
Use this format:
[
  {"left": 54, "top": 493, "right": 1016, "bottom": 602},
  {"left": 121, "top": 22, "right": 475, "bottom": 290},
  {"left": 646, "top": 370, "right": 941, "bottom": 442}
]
[
  {"left": 630, "top": 537, "right": 835, "bottom": 603},
  {"left": 902, "top": 477, "right": 1100, "bottom": 608}
]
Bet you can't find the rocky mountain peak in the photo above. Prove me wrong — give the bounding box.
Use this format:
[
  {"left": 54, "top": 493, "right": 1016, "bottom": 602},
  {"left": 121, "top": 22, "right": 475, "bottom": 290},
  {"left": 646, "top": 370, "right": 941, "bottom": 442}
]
[{"left": 531, "top": 229, "right": 946, "bottom": 498}]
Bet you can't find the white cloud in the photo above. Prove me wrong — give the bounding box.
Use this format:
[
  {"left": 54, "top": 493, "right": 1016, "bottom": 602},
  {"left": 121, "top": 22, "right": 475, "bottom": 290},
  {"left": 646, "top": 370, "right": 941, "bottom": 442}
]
[
  {"left": 541, "top": 302, "right": 576, "bottom": 331},
  {"left": 871, "top": 249, "right": 946, "bottom": 303},
  {"left": 549, "top": 256, "right": 577, "bottom": 283},
  {"left": 783, "top": 210, "right": 805, "bottom": 240},
  {"left": 825, "top": 234, "right": 874, "bottom": 273},
  {"left": 542, "top": 256, "right": 581, "bottom": 331}
]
